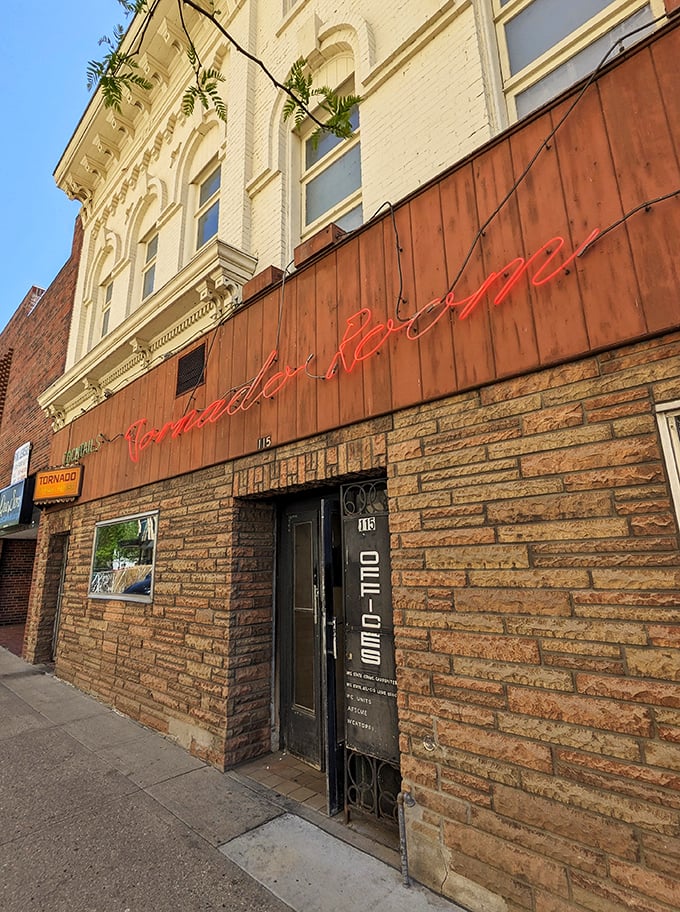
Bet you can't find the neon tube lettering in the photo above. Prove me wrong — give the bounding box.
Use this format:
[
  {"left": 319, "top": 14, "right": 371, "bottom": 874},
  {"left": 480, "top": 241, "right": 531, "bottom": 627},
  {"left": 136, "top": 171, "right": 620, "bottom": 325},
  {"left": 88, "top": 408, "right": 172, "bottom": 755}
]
[{"left": 123, "top": 230, "right": 599, "bottom": 462}]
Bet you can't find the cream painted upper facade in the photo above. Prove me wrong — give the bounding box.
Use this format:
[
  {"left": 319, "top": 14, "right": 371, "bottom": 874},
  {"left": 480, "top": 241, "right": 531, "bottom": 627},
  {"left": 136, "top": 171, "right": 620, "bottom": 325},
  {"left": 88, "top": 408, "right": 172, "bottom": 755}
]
[{"left": 40, "top": 0, "right": 666, "bottom": 427}]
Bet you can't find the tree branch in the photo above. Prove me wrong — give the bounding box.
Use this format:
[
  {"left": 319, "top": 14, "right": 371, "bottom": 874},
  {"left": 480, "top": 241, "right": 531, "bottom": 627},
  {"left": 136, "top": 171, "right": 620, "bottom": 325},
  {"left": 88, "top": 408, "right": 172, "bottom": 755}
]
[
  {"left": 90, "top": 0, "right": 360, "bottom": 138},
  {"left": 180, "top": 0, "right": 329, "bottom": 132}
]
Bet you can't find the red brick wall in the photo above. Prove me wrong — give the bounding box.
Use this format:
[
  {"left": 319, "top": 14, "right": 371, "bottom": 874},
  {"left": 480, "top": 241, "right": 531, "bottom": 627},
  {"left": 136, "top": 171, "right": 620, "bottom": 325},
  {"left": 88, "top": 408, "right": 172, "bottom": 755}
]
[
  {"left": 0, "top": 539, "right": 38, "bottom": 625},
  {"left": 0, "top": 218, "right": 82, "bottom": 482}
]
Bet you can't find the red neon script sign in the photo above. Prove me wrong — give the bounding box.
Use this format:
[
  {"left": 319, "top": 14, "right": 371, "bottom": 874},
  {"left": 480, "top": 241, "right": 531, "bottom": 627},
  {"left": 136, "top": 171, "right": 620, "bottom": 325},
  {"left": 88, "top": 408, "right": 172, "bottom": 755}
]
[{"left": 125, "top": 230, "right": 599, "bottom": 463}]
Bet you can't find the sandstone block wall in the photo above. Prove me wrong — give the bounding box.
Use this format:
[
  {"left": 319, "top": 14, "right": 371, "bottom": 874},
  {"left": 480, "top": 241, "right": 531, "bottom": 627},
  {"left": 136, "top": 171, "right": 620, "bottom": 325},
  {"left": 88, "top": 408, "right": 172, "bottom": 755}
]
[
  {"left": 25, "top": 329, "right": 680, "bottom": 912},
  {"left": 394, "top": 332, "right": 680, "bottom": 912}
]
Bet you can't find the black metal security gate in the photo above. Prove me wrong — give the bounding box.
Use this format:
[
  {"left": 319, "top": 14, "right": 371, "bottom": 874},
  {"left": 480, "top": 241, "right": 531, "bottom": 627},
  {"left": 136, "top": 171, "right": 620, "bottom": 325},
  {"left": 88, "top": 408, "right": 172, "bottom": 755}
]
[
  {"left": 278, "top": 481, "right": 399, "bottom": 823},
  {"left": 341, "top": 480, "right": 400, "bottom": 823}
]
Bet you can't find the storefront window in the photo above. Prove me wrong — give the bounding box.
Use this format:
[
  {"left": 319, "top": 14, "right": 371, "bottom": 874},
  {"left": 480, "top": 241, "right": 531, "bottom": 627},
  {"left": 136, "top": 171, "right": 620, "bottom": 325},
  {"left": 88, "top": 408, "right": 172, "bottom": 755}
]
[{"left": 89, "top": 512, "right": 158, "bottom": 601}]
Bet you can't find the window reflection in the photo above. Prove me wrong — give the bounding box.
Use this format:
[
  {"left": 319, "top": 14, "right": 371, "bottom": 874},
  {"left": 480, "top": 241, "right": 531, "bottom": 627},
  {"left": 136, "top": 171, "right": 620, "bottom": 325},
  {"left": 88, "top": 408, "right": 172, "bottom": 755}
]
[{"left": 89, "top": 512, "right": 158, "bottom": 600}]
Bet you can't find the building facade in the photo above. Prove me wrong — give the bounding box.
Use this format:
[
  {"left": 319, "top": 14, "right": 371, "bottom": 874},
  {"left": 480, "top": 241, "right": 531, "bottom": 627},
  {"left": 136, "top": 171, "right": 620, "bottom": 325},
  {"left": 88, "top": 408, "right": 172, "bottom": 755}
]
[
  {"left": 25, "top": 3, "right": 680, "bottom": 911},
  {"left": 0, "top": 220, "right": 82, "bottom": 638}
]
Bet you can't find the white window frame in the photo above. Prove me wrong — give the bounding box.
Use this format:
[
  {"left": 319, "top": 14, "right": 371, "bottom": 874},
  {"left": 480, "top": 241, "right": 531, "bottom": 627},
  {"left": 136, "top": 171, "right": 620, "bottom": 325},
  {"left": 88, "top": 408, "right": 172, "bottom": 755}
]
[
  {"left": 195, "top": 163, "right": 221, "bottom": 250},
  {"left": 299, "top": 94, "right": 362, "bottom": 241},
  {"left": 88, "top": 511, "right": 159, "bottom": 603},
  {"left": 100, "top": 281, "right": 113, "bottom": 340},
  {"left": 142, "top": 233, "right": 158, "bottom": 300},
  {"left": 656, "top": 400, "right": 680, "bottom": 527},
  {"left": 493, "top": 0, "right": 665, "bottom": 121}
]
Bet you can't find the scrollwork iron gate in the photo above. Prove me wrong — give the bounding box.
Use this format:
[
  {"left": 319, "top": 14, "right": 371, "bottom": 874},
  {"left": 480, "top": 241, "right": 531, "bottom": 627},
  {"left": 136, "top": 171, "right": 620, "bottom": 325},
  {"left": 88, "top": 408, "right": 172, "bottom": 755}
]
[{"left": 341, "top": 480, "right": 400, "bottom": 824}]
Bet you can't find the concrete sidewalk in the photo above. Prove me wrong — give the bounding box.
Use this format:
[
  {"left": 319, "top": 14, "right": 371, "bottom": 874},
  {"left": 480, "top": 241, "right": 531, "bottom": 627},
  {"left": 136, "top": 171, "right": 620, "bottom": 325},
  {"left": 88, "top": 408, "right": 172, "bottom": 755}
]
[{"left": 0, "top": 647, "right": 466, "bottom": 912}]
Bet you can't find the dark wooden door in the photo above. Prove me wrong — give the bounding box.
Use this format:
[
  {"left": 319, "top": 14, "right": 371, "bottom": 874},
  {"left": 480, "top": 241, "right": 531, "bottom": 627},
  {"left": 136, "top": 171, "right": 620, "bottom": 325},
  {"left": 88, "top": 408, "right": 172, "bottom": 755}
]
[
  {"left": 279, "top": 495, "right": 344, "bottom": 812},
  {"left": 280, "top": 504, "right": 322, "bottom": 765}
]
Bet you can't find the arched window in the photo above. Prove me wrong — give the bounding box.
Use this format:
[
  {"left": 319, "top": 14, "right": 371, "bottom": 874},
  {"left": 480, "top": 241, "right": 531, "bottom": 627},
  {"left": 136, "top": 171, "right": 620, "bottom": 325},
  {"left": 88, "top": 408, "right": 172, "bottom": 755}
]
[
  {"left": 84, "top": 244, "right": 115, "bottom": 354},
  {"left": 295, "top": 55, "right": 362, "bottom": 241},
  {"left": 172, "top": 115, "right": 223, "bottom": 265},
  {"left": 142, "top": 233, "right": 159, "bottom": 300},
  {"left": 195, "top": 162, "right": 221, "bottom": 249}
]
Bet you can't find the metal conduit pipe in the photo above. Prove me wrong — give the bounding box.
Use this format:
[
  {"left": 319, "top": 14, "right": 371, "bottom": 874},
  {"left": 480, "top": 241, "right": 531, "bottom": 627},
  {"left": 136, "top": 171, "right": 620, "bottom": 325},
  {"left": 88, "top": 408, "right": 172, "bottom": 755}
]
[{"left": 397, "top": 789, "right": 416, "bottom": 886}]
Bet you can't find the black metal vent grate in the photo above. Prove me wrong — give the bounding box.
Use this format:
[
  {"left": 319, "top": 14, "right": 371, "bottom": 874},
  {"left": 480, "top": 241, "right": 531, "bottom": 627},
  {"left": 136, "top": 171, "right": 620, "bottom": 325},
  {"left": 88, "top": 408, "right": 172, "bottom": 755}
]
[{"left": 176, "top": 344, "right": 206, "bottom": 396}]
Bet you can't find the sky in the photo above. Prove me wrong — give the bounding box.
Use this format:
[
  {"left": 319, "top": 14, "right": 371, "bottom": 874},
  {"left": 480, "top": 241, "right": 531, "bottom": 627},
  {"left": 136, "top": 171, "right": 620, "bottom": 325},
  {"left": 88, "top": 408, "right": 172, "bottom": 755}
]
[{"left": 0, "top": 1, "right": 125, "bottom": 333}]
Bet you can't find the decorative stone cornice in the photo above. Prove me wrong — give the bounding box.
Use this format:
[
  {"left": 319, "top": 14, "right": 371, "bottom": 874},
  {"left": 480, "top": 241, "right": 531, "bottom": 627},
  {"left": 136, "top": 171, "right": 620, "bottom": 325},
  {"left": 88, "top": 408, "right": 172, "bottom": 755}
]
[
  {"left": 46, "top": 404, "right": 66, "bottom": 431},
  {"left": 53, "top": 1, "right": 185, "bottom": 204},
  {"left": 129, "top": 337, "right": 153, "bottom": 369},
  {"left": 39, "top": 238, "right": 257, "bottom": 429}
]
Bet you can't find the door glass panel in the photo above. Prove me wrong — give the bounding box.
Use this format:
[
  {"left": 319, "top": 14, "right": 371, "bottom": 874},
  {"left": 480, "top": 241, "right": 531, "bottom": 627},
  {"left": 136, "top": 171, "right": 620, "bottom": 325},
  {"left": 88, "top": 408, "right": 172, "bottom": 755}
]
[
  {"left": 293, "top": 521, "right": 315, "bottom": 711},
  {"left": 294, "top": 522, "right": 313, "bottom": 607},
  {"left": 294, "top": 611, "right": 315, "bottom": 710}
]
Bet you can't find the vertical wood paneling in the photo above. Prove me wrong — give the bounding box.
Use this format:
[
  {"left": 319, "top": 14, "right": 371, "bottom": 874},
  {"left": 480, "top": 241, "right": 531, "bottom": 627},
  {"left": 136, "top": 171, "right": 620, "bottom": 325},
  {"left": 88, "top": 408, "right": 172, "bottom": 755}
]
[
  {"left": 258, "top": 288, "right": 280, "bottom": 453},
  {"left": 107, "top": 381, "right": 129, "bottom": 495},
  {"left": 153, "top": 356, "right": 178, "bottom": 490},
  {"left": 384, "top": 204, "right": 423, "bottom": 411},
  {"left": 550, "top": 87, "right": 646, "bottom": 348},
  {"left": 509, "top": 112, "right": 591, "bottom": 364},
  {"left": 652, "top": 32, "right": 680, "bottom": 166},
  {"left": 439, "top": 165, "right": 495, "bottom": 391},
  {"left": 173, "top": 393, "right": 193, "bottom": 475},
  {"left": 408, "top": 184, "right": 457, "bottom": 401},
  {"left": 199, "top": 325, "right": 221, "bottom": 470},
  {"left": 474, "top": 141, "right": 540, "bottom": 379},
  {"left": 602, "top": 44, "right": 680, "bottom": 333},
  {"left": 226, "top": 305, "right": 250, "bottom": 461},
  {"left": 358, "top": 223, "right": 392, "bottom": 416},
  {"left": 213, "top": 316, "right": 236, "bottom": 466},
  {"left": 334, "top": 236, "right": 364, "bottom": 427},
  {"left": 294, "top": 262, "right": 317, "bottom": 440},
  {"left": 275, "top": 271, "right": 298, "bottom": 445},
  {"left": 189, "top": 341, "right": 210, "bottom": 472},
  {"left": 314, "top": 252, "right": 341, "bottom": 433},
  {"left": 241, "top": 302, "right": 265, "bottom": 456},
  {"left": 103, "top": 379, "right": 127, "bottom": 497}
]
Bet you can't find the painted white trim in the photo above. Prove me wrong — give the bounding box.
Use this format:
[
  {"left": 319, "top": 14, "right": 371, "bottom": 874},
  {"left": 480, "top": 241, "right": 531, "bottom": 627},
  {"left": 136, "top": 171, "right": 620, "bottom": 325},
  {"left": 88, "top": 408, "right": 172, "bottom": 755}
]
[{"left": 655, "top": 403, "right": 680, "bottom": 528}]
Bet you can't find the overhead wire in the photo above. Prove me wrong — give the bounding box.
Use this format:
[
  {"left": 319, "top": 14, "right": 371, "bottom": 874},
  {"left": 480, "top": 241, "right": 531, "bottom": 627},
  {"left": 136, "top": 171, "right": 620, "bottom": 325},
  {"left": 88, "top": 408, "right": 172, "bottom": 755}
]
[
  {"left": 436, "top": 12, "right": 670, "bottom": 310},
  {"left": 93, "top": 11, "right": 673, "bottom": 447},
  {"left": 578, "top": 188, "right": 680, "bottom": 256}
]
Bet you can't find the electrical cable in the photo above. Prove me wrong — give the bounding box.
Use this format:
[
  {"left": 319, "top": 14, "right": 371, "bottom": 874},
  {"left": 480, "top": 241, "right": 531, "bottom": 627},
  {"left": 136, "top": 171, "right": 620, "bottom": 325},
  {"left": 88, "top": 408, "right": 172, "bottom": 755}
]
[
  {"left": 578, "top": 188, "right": 680, "bottom": 256},
  {"left": 93, "top": 9, "right": 673, "bottom": 440},
  {"left": 366, "top": 201, "right": 408, "bottom": 322},
  {"left": 436, "top": 13, "right": 669, "bottom": 309}
]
